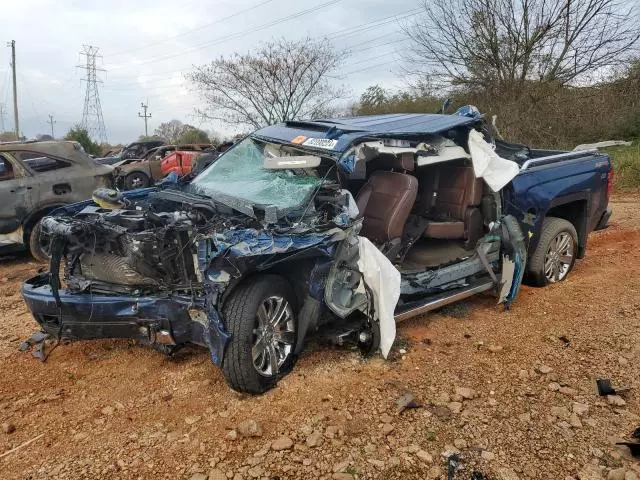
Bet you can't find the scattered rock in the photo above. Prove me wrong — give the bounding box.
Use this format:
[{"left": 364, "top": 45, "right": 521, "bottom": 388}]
[
  {"left": 380, "top": 413, "right": 393, "bottom": 424},
  {"left": 185, "top": 415, "right": 202, "bottom": 425},
  {"left": 225, "top": 430, "right": 238, "bottom": 441},
  {"left": 488, "top": 398, "right": 498, "bottom": 407},
  {"left": 382, "top": 423, "right": 395, "bottom": 436},
  {"left": 73, "top": 432, "right": 89, "bottom": 441},
  {"left": 399, "top": 348, "right": 407, "bottom": 354},
  {"left": 416, "top": 450, "right": 433, "bottom": 463},
  {"left": 396, "top": 391, "right": 420, "bottom": 413},
  {"left": 518, "top": 412, "right": 531, "bottom": 423},
  {"left": 237, "top": 420, "right": 262, "bottom": 438},
  {"left": 559, "top": 386, "right": 578, "bottom": 396},
  {"left": 101, "top": 405, "right": 115, "bottom": 416},
  {"left": 625, "top": 471, "right": 638, "bottom": 480},
  {"left": 608, "top": 468, "right": 626, "bottom": 480},
  {"left": 306, "top": 431, "right": 323, "bottom": 448},
  {"left": 481, "top": 450, "right": 496, "bottom": 461},
  {"left": 618, "top": 356, "right": 629, "bottom": 366},
  {"left": 189, "top": 474, "right": 208, "bottom": 480},
  {"left": 332, "top": 474, "right": 353, "bottom": 480},
  {"left": 573, "top": 402, "right": 590, "bottom": 416},
  {"left": 550, "top": 406, "right": 571, "bottom": 420},
  {"left": 569, "top": 413, "right": 583, "bottom": 428},
  {"left": 447, "top": 402, "right": 463, "bottom": 414},
  {"left": 209, "top": 469, "right": 227, "bottom": 480},
  {"left": 2, "top": 422, "right": 15, "bottom": 434},
  {"left": 455, "top": 387, "right": 477, "bottom": 399},
  {"left": 497, "top": 468, "right": 521, "bottom": 480},
  {"left": 367, "top": 458, "right": 385, "bottom": 469},
  {"left": 607, "top": 395, "right": 627, "bottom": 407},
  {"left": 454, "top": 439, "right": 468, "bottom": 449},
  {"left": 549, "top": 382, "right": 561, "bottom": 391},
  {"left": 247, "top": 465, "right": 264, "bottom": 478},
  {"left": 325, "top": 425, "right": 339, "bottom": 438},
  {"left": 577, "top": 463, "right": 604, "bottom": 480},
  {"left": 271, "top": 436, "right": 293, "bottom": 451},
  {"left": 536, "top": 365, "right": 553, "bottom": 374},
  {"left": 488, "top": 344, "right": 504, "bottom": 353},
  {"left": 159, "top": 391, "right": 173, "bottom": 401}
]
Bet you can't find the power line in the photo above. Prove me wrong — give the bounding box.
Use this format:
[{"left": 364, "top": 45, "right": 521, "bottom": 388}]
[
  {"left": 105, "top": 0, "right": 342, "bottom": 70},
  {"left": 107, "top": 0, "right": 279, "bottom": 58},
  {"left": 104, "top": 8, "right": 417, "bottom": 86},
  {"left": 78, "top": 45, "right": 108, "bottom": 143}
]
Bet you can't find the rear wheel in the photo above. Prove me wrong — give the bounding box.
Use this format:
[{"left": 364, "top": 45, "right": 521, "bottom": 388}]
[
  {"left": 222, "top": 275, "right": 297, "bottom": 394},
  {"left": 27, "top": 218, "right": 50, "bottom": 263},
  {"left": 527, "top": 217, "right": 578, "bottom": 286},
  {"left": 124, "top": 172, "right": 150, "bottom": 190}
]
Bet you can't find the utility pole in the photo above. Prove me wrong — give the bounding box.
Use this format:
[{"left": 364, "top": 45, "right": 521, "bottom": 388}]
[
  {"left": 47, "top": 114, "right": 56, "bottom": 138},
  {"left": 6, "top": 40, "right": 19, "bottom": 139},
  {"left": 138, "top": 101, "right": 151, "bottom": 137},
  {"left": 0, "top": 104, "right": 6, "bottom": 132}
]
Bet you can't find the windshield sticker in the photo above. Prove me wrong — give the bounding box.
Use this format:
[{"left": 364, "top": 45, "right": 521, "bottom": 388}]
[
  {"left": 302, "top": 138, "right": 339, "bottom": 150},
  {"left": 291, "top": 135, "right": 307, "bottom": 145}
]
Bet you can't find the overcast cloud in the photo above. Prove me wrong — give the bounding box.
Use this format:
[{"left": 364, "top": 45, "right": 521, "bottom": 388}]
[{"left": 1, "top": 0, "right": 417, "bottom": 143}]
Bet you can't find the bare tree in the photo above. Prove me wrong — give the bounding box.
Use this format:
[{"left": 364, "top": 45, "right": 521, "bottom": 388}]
[
  {"left": 187, "top": 38, "right": 348, "bottom": 130},
  {"left": 403, "top": 0, "right": 640, "bottom": 91},
  {"left": 154, "top": 120, "right": 194, "bottom": 144}
]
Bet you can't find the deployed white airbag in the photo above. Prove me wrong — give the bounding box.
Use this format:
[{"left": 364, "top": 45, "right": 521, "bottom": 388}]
[
  {"left": 468, "top": 129, "right": 520, "bottom": 191},
  {"left": 356, "top": 237, "right": 401, "bottom": 358}
]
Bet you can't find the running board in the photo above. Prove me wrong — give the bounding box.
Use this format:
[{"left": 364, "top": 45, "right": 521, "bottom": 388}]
[{"left": 394, "top": 281, "right": 495, "bottom": 322}]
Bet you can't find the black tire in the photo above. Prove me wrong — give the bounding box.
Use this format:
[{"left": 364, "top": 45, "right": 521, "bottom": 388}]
[
  {"left": 124, "top": 172, "right": 150, "bottom": 190},
  {"left": 527, "top": 216, "right": 578, "bottom": 287},
  {"left": 27, "top": 218, "right": 50, "bottom": 263},
  {"left": 222, "top": 275, "right": 297, "bottom": 394}
]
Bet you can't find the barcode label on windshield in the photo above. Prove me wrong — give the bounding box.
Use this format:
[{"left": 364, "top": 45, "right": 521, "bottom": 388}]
[{"left": 302, "top": 138, "right": 338, "bottom": 150}]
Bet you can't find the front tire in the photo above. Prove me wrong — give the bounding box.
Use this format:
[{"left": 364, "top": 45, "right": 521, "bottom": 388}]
[
  {"left": 527, "top": 217, "right": 578, "bottom": 286},
  {"left": 222, "top": 275, "right": 297, "bottom": 394}
]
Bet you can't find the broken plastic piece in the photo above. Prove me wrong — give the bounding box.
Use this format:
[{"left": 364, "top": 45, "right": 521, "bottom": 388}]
[
  {"left": 596, "top": 378, "right": 631, "bottom": 396},
  {"left": 447, "top": 453, "right": 460, "bottom": 480},
  {"left": 616, "top": 442, "right": 640, "bottom": 458}
]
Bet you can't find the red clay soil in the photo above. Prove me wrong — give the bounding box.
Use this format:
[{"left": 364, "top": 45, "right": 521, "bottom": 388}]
[{"left": 0, "top": 194, "right": 638, "bottom": 480}]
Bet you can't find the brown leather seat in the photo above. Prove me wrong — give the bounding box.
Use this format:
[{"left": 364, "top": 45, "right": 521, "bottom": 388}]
[
  {"left": 418, "top": 165, "right": 484, "bottom": 248},
  {"left": 356, "top": 153, "right": 418, "bottom": 246}
]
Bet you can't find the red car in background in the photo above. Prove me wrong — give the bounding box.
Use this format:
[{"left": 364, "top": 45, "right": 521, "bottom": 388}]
[{"left": 160, "top": 150, "right": 202, "bottom": 177}]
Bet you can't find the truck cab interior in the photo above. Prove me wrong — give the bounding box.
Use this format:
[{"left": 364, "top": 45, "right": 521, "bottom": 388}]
[{"left": 347, "top": 142, "right": 498, "bottom": 273}]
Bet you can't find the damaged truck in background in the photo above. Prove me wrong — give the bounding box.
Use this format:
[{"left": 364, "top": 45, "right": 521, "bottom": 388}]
[{"left": 21, "top": 109, "right": 613, "bottom": 394}]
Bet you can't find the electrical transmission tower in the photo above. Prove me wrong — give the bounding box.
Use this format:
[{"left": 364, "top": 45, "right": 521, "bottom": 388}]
[{"left": 77, "top": 45, "right": 107, "bottom": 143}]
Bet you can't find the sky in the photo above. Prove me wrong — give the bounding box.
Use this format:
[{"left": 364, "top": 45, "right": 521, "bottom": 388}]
[{"left": 0, "top": 0, "right": 420, "bottom": 144}]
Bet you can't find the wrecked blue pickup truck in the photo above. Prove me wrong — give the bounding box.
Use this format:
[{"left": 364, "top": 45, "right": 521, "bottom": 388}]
[{"left": 21, "top": 110, "right": 613, "bottom": 394}]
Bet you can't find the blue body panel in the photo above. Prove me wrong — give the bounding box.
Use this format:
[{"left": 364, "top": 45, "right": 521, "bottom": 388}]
[{"left": 504, "top": 151, "right": 611, "bottom": 255}]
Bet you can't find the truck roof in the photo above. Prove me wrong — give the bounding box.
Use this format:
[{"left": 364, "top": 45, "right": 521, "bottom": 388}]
[{"left": 254, "top": 113, "right": 481, "bottom": 155}]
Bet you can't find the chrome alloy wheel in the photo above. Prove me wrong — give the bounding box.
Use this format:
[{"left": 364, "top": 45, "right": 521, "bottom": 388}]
[
  {"left": 544, "top": 232, "right": 574, "bottom": 283},
  {"left": 252, "top": 296, "right": 295, "bottom": 377}
]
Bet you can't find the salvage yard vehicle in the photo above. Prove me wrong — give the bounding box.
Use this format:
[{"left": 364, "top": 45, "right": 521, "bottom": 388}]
[
  {"left": 0, "top": 141, "right": 113, "bottom": 262},
  {"left": 21, "top": 110, "right": 613, "bottom": 394},
  {"left": 114, "top": 144, "right": 213, "bottom": 190},
  {"left": 94, "top": 140, "right": 166, "bottom": 166}
]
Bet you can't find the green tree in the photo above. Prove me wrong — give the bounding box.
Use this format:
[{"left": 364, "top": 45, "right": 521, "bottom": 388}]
[
  {"left": 64, "top": 126, "right": 101, "bottom": 156},
  {"left": 176, "top": 127, "right": 210, "bottom": 144}
]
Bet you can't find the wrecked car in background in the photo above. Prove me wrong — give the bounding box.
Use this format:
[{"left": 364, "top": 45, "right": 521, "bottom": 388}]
[
  {"left": 21, "top": 110, "right": 612, "bottom": 393},
  {"left": 0, "top": 141, "right": 113, "bottom": 261},
  {"left": 113, "top": 143, "right": 214, "bottom": 189},
  {"left": 94, "top": 140, "right": 166, "bottom": 166}
]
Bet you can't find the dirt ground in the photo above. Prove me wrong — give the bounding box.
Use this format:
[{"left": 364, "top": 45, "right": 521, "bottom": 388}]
[{"left": 0, "top": 194, "right": 639, "bottom": 480}]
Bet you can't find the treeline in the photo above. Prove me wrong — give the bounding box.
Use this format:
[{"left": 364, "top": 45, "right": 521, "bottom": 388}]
[{"left": 355, "top": 62, "right": 640, "bottom": 149}]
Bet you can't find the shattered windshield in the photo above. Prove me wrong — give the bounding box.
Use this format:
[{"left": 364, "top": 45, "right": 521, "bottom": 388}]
[{"left": 189, "top": 137, "right": 323, "bottom": 210}]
